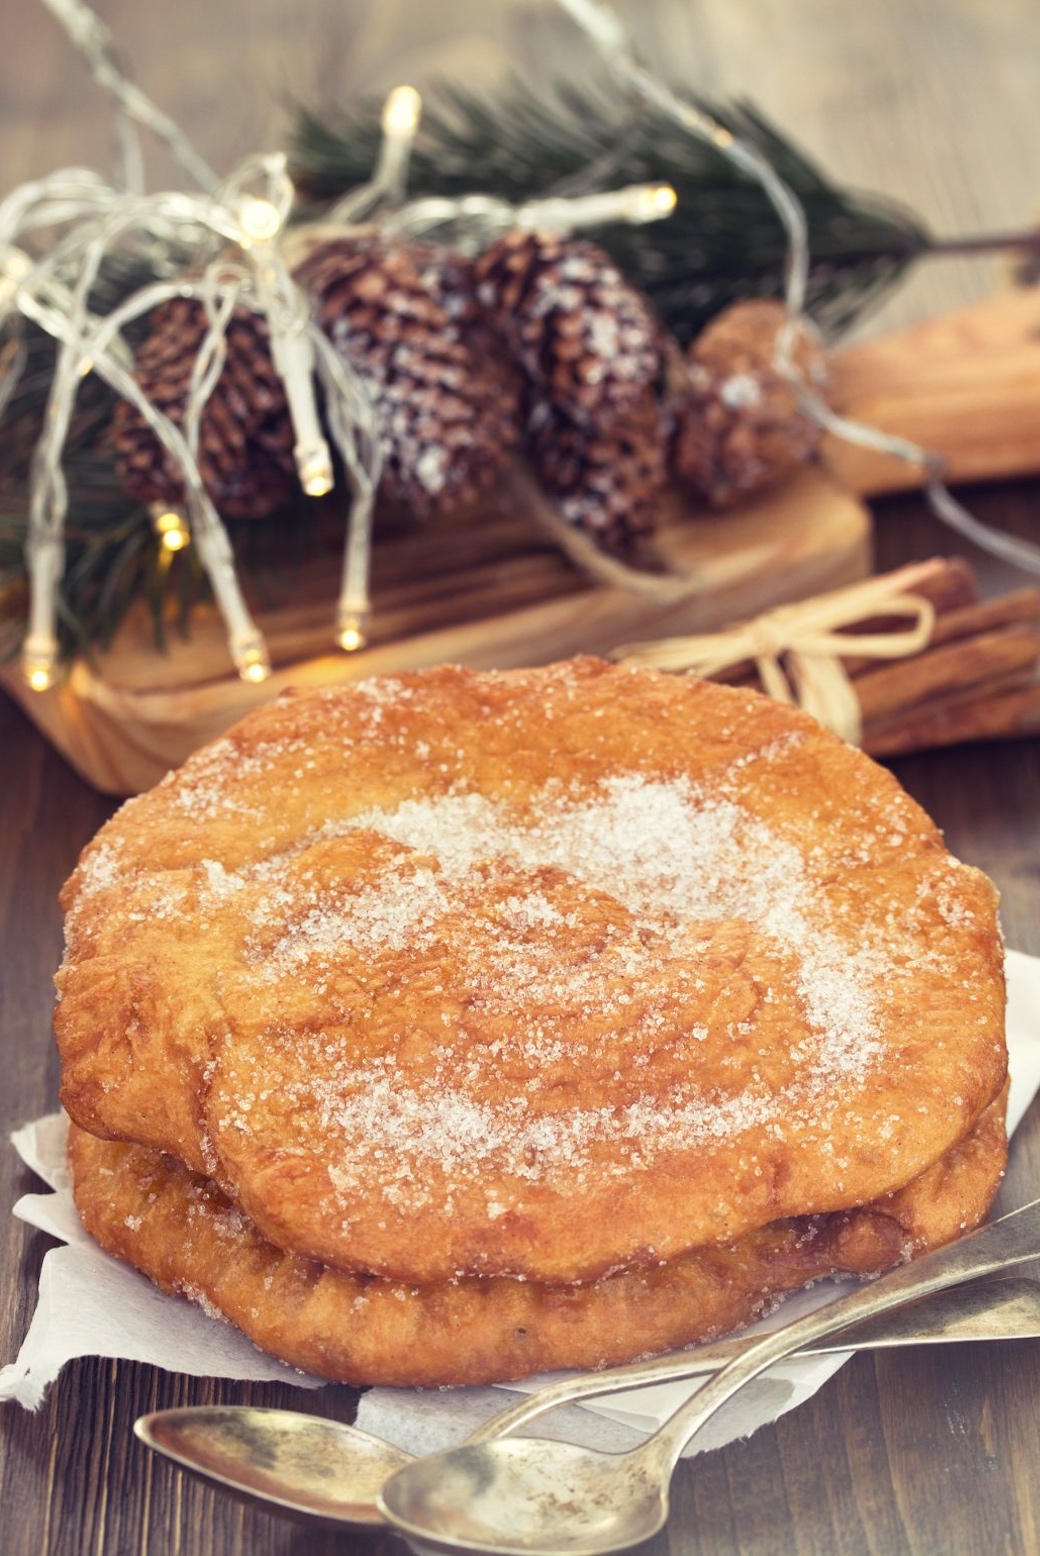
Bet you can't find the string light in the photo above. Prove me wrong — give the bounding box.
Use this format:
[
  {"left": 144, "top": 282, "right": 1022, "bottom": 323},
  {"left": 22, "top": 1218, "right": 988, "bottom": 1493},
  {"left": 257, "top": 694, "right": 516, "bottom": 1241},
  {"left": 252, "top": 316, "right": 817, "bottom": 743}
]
[
  {"left": 515, "top": 181, "right": 678, "bottom": 234},
  {"left": 2, "top": 110, "right": 381, "bottom": 688},
  {"left": 376, "top": 85, "right": 422, "bottom": 208},
  {"left": 9, "top": 0, "right": 1038, "bottom": 704},
  {"left": 225, "top": 154, "right": 340, "bottom": 503},
  {"left": 236, "top": 639, "right": 272, "bottom": 683},
  {"left": 382, "top": 178, "right": 679, "bottom": 254},
  {"left": 382, "top": 85, "right": 422, "bottom": 139},
  {"left": 310, "top": 327, "right": 381, "bottom": 658},
  {"left": 20, "top": 515, "right": 63, "bottom": 691},
  {"left": 555, "top": 0, "right": 1040, "bottom": 577},
  {"left": 22, "top": 634, "right": 59, "bottom": 691},
  {"left": 9, "top": 195, "right": 272, "bottom": 688},
  {"left": 329, "top": 84, "right": 424, "bottom": 225}
]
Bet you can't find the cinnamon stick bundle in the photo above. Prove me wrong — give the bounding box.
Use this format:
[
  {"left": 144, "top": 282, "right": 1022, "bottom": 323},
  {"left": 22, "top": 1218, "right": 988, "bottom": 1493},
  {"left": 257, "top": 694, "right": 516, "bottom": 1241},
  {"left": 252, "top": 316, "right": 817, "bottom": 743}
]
[
  {"left": 708, "top": 557, "right": 1040, "bottom": 757},
  {"left": 849, "top": 569, "right": 1040, "bottom": 754},
  {"left": 809, "top": 563, "right": 1040, "bottom": 756}
]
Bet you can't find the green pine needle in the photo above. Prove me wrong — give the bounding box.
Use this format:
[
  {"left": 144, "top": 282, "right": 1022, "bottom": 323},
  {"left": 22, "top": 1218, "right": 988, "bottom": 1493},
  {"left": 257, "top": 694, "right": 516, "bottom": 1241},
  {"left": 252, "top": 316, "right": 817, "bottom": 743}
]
[{"left": 290, "top": 77, "right": 932, "bottom": 343}]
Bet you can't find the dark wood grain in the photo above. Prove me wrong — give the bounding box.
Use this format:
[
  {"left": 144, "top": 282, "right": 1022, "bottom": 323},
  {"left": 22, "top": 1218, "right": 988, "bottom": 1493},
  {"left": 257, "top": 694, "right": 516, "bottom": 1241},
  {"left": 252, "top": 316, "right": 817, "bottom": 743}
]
[{"left": 2, "top": 1, "right": 1039, "bottom": 1552}]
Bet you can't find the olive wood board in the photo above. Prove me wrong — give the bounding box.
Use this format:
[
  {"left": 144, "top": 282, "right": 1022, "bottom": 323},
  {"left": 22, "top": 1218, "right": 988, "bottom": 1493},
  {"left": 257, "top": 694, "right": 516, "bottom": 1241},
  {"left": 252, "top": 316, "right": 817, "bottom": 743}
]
[{"left": 3, "top": 286, "right": 1038, "bottom": 797}]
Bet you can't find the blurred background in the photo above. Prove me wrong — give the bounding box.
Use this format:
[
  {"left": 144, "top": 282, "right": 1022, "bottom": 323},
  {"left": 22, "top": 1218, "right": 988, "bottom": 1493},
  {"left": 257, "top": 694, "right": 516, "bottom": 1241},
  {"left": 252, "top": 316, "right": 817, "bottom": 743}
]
[{"left": 2, "top": 0, "right": 1037, "bottom": 338}]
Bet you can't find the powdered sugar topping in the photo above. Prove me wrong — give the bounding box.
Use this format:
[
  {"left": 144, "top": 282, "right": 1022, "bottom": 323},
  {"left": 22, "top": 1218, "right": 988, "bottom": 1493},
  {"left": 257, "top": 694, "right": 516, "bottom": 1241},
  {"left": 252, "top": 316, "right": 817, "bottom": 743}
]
[{"left": 207, "top": 774, "right": 899, "bottom": 1197}]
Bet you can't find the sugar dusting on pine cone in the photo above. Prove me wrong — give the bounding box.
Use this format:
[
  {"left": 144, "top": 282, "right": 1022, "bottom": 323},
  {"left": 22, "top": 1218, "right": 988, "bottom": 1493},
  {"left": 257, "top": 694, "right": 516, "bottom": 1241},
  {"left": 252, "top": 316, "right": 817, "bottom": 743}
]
[
  {"left": 526, "top": 393, "right": 668, "bottom": 552},
  {"left": 295, "top": 236, "right": 519, "bottom": 520},
  {"left": 474, "top": 229, "right": 664, "bottom": 434},
  {"left": 671, "top": 299, "right": 828, "bottom": 508},
  {"left": 112, "top": 298, "right": 296, "bottom": 519}
]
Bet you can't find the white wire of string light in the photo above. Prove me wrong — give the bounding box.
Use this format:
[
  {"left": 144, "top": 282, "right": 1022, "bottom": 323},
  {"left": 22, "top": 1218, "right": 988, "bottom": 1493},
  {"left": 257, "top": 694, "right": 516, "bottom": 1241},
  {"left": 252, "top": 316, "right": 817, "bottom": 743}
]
[
  {"left": 5, "top": 0, "right": 384, "bottom": 688},
  {"left": 0, "top": 146, "right": 384, "bottom": 684},
  {"left": 553, "top": 0, "right": 1040, "bottom": 579},
  {"left": 39, "top": 0, "right": 218, "bottom": 194},
  {"left": 10, "top": 187, "right": 267, "bottom": 685}
]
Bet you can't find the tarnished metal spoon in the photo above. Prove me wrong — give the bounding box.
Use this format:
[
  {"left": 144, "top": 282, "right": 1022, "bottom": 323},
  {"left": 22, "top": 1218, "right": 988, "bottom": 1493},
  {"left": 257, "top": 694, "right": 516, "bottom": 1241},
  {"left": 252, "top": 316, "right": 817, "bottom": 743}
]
[
  {"left": 378, "top": 1197, "right": 1040, "bottom": 1555},
  {"left": 136, "top": 1273, "right": 1040, "bottom": 1529},
  {"left": 135, "top": 1405, "right": 411, "bottom": 1527}
]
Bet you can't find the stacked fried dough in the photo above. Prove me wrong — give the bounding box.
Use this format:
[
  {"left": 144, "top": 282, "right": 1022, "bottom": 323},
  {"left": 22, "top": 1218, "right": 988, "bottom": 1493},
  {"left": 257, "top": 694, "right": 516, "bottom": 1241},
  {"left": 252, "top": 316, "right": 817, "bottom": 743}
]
[{"left": 56, "top": 660, "right": 1008, "bottom": 1386}]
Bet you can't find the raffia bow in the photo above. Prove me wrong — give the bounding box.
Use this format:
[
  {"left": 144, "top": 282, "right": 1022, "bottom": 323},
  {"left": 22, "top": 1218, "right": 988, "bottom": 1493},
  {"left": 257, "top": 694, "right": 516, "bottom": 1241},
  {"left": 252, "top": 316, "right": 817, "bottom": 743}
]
[{"left": 612, "top": 562, "right": 940, "bottom": 745}]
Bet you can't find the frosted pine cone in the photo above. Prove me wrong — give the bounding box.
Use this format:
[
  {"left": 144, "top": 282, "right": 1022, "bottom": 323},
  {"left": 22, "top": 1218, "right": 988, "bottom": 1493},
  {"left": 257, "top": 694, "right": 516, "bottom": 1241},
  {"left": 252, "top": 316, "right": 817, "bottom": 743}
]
[
  {"left": 671, "top": 299, "right": 828, "bottom": 508},
  {"left": 295, "top": 237, "right": 518, "bottom": 520},
  {"left": 526, "top": 393, "right": 667, "bottom": 552},
  {"left": 113, "top": 297, "right": 296, "bottom": 519},
  {"left": 474, "top": 230, "right": 663, "bottom": 434}
]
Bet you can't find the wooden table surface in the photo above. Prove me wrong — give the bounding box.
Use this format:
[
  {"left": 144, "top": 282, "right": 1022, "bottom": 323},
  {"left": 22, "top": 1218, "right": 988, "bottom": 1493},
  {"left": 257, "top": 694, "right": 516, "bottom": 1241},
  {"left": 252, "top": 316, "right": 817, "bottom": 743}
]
[{"left": 2, "top": 2, "right": 1039, "bottom": 1553}]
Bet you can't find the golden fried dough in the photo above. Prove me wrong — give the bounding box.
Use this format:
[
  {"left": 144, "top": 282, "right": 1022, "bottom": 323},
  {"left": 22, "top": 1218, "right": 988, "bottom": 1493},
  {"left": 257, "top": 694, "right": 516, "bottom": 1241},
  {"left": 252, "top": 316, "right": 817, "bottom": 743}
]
[
  {"left": 55, "top": 660, "right": 1007, "bottom": 1285},
  {"left": 67, "top": 1094, "right": 1007, "bottom": 1387}
]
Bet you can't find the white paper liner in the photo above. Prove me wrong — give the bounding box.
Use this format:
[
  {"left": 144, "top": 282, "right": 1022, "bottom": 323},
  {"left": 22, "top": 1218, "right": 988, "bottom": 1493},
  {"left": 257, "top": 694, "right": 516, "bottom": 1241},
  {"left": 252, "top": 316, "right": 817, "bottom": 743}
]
[{"left": 3, "top": 950, "right": 1039, "bottom": 1462}]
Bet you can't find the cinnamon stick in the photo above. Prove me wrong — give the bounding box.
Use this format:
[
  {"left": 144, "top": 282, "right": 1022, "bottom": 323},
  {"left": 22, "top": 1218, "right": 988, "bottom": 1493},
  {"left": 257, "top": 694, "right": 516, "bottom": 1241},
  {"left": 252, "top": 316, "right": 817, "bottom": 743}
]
[
  {"left": 851, "top": 624, "right": 1040, "bottom": 724},
  {"left": 925, "top": 587, "right": 1040, "bottom": 650},
  {"left": 841, "top": 585, "right": 1040, "bottom": 677},
  {"left": 862, "top": 666, "right": 1038, "bottom": 733},
  {"left": 863, "top": 683, "right": 1040, "bottom": 757}
]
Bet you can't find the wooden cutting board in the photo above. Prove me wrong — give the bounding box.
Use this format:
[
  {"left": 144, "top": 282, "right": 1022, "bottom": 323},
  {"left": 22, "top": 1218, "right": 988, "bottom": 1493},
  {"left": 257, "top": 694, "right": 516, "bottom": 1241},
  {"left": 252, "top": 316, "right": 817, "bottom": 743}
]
[
  {"left": 1, "top": 464, "right": 871, "bottom": 794},
  {"left": 2, "top": 287, "right": 1037, "bottom": 797}
]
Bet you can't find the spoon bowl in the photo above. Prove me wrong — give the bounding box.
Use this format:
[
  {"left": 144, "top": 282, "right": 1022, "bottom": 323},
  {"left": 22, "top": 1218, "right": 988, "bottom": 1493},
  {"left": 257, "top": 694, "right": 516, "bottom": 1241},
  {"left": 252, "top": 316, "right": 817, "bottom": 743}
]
[
  {"left": 378, "top": 1437, "right": 668, "bottom": 1556},
  {"left": 133, "top": 1405, "right": 412, "bottom": 1526}
]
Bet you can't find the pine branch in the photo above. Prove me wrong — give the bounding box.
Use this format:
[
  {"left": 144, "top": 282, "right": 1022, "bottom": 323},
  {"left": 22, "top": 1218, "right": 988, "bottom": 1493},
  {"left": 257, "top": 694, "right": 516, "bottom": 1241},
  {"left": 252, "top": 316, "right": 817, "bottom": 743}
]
[
  {"left": 290, "top": 79, "right": 933, "bottom": 343},
  {"left": 3, "top": 75, "right": 1005, "bottom": 665}
]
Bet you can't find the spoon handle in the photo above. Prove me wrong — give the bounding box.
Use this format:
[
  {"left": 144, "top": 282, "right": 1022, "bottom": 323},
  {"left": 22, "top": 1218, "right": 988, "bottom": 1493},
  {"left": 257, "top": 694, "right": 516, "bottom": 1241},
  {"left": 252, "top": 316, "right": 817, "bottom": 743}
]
[
  {"left": 464, "top": 1276, "right": 1038, "bottom": 1444},
  {"left": 646, "top": 1194, "right": 1040, "bottom": 1476}
]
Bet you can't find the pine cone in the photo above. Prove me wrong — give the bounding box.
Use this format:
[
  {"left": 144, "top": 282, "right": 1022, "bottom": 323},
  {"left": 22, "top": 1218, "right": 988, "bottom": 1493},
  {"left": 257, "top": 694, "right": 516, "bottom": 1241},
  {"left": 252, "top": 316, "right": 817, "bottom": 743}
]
[
  {"left": 474, "top": 230, "right": 663, "bottom": 433},
  {"left": 112, "top": 297, "right": 296, "bottom": 519},
  {"left": 295, "top": 237, "right": 518, "bottom": 520},
  {"left": 411, "top": 245, "right": 479, "bottom": 326},
  {"left": 526, "top": 392, "right": 667, "bottom": 552},
  {"left": 671, "top": 299, "right": 828, "bottom": 508}
]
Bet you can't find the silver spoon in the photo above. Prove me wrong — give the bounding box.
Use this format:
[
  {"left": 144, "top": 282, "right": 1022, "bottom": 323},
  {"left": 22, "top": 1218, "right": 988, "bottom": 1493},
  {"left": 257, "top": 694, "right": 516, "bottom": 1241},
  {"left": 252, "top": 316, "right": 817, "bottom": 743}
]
[
  {"left": 378, "top": 1196, "right": 1040, "bottom": 1555},
  {"left": 135, "top": 1273, "right": 1040, "bottom": 1528}
]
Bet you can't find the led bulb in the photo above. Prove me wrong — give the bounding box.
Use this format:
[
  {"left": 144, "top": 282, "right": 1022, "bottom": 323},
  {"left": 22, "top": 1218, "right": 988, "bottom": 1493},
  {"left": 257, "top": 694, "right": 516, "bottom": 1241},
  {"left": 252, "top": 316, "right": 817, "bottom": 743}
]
[
  {"left": 22, "top": 636, "right": 59, "bottom": 693},
  {"left": 150, "top": 505, "right": 192, "bottom": 552},
  {"left": 621, "top": 182, "right": 677, "bottom": 224},
  {"left": 26, "top": 664, "right": 56, "bottom": 692},
  {"left": 0, "top": 246, "right": 33, "bottom": 311},
  {"left": 337, "top": 613, "right": 367, "bottom": 653},
  {"left": 238, "top": 196, "right": 283, "bottom": 244},
  {"left": 647, "top": 183, "right": 678, "bottom": 216},
  {"left": 297, "top": 442, "right": 334, "bottom": 498},
  {"left": 381, "top": 85, "right": 422, "bottom": 139},
  {"left": 233, "top": 635, "right": 272, "bottom": 684}
]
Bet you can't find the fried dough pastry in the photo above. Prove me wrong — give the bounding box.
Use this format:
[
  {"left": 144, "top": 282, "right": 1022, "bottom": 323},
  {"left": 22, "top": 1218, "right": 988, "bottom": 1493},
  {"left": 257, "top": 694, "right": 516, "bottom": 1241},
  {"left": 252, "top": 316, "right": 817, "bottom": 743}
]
[
  {"left": 55, "top": 659, "right": 1007, "bottom": 1286},
  {"left": 68, "top": 1095, "right": 1007, "bottom": 1387}
]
